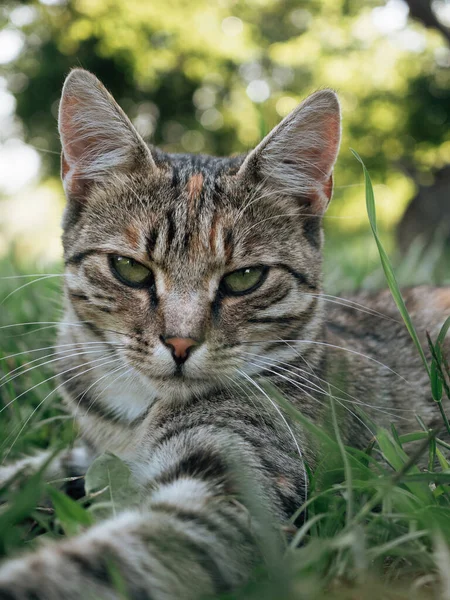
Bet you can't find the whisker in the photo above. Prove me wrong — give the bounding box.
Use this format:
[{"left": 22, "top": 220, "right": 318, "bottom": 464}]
[
  {"left": 0, "top": 321, "right": 89, "bottom": 331},
  {"left": 0, "top": 320, "right": 131, "bottom": 340},
  {"left": 224, "top": 374, "right": 273, "bottom": 431},
  {"left": 245, "top": 358, "right": 326, "bottom": 398},
  {"left": 81, "top": 365, "right": 132, "bottom": 419},
  {"left": 242, "top": 351, "right": 414, "bottom": 413},
  {"left": 0, "top": 341, "right": 123, "bottom": 363},
  {"left": 242, "top": 351, "right": 325, "bottom": 394},
  {"left": 245, "top": 359, "right": 326, "bottom": 405},
  {"left": 1, "top": 275, "right": 73, "bottom": 305},
  {"left": 0, "top": 354, "right": 121, "bottom": 416},
  {"left": 0, "top": 347, "right": 118, "bottom": 390},
  {"left": 237, "top": 369, "right": 308, "bottom": 501},
  {"left": 244, "top": 354, "right": 410, "bottom": 422},
  {"left": 241, "top": 339, "right": 411, "bottom": 384},
  {"left": 241, "top": 212, "right": 304, "bottom": 238},
  {"left": 260, "top": 369, "right": 375, "bottom": 439},
  {"left": 0, "top": 273, "right": 67, "bottom": 280},
  {"left": 263, "top": 342, "right": 394, "bottom": 435},
  {"left": 236, "top": 369, "right": 303, "bottom": 459},
  {"left": 306, "top": 293, "right": 400, "bottom": 323},
  {"left": 328, "top": 391, "right": 377, "bottom": 438},
  {"left": 1, "top": 356, "right": 123, "bottom": 461}
]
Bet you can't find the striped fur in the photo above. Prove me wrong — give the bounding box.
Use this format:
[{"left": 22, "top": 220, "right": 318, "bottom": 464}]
[{"left": 0, "top": 69, "right": 449, "bottom": 599}]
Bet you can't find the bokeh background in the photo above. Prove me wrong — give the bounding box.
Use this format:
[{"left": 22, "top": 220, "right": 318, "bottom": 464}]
[{"left": 1, "top": 0, "right": 450, "bottom": 288}]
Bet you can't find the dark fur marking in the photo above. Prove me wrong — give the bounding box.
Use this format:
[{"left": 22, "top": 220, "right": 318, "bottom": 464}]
[
  {"left": 274, "top": 264, "right": 317, "bottom": 290},
  {"left": 248, "top": 315, "right": 306, "bottom": 325},
  {"left": 166, "top": 209, "right": 176, "bottom": 247},
  {"left": 69, "top": 292, "right": 89, "bottom": 302},
  {"left": 84, "top": 270, "right": 111, "bottom": 289},
  {"left": 210, "top": 294, "right": 222, "bottom": 321},
  {"left": 248, "top": 300, "right": 317, "bottom": 325},
  {"left": 65, "top": 249, "right": 99, "bottom": 266},
  {"left": 224, "top": 228, "right": 234, "bottom": 263},
  {"left": 155, "top": 411, "right": 274, "bottom": 447},
  {"left": 146, "top": 228, "right": 158, "bottom": 257},
  {"left": 128, "top": 345, "right": 148, "bottom": 355},
  {"left": 63, "top": 475, "right": 86, "bottom": 501},
  {"left": 61, "top": 378, "right": 126, "bottom": 422},
  {"left": 67, "top": 551, "right": 154, "bottom": 599},
  {"left": 166, "top": 534, "right": 230, "bottom": 593},
  {"left": 142, "top": 528, "right": 230, "bottom": 594},
  {"left": 302, "top": 216, "right": 322, "bottom": 250},
  {"left": 171, "top": 164, "right": 179, "bottom": 188},
  {"left": 154, "top": 423, "right": 284, "bottom": 478},
  {"left": 183, "top": 224, "right": 192, "bottom": 250},
  {"left": 92, "top": 293, "right": 112, "bottom": 301},
  {"left": 154, "top": 449, "right": 228, "bottom": 487},
  {"left": 151, "top": 503, "right": 240, "bottom": 545},
  {"left": 66, "top": 551, "right": 112, "bottom": 585},
  {"left": 277, "top": 487, "right": 305, "bottom": 524},
  {"left": 253, "top": 287, "right": 290, "bottom": 311},
  {"left": 148, "top": 285, "right": 159, "bottom": 309},
  {"left": 82, "top": 321, "right": 105, "bottom": 339}
]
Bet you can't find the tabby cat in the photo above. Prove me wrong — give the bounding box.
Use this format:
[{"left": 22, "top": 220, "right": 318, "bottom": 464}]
[{"left": 0, "top": 68, "right": 448, "bottom": 599}]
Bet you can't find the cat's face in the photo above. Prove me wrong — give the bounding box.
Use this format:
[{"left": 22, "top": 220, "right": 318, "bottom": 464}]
[{"left": 58, "top": 69, "right": 340, "bottom": 410}]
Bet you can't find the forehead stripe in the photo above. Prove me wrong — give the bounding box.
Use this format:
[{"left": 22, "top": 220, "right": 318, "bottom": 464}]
[
  {"left": 124, "top": 224, "right": 140, "bottom": 249},
  {"left": 186, "top": 173, "right": 204, "bottom": 206},
  {"left": 146, "top": 227, "right": 158, "bottom": 257},
  {"left": 224, "top": 229, "right": 233, "bottom": 263},
  {"left": 209, "top": 213, "right": 219, "bottom": 253},
  {"left": 166, "top": 208, "right": 176, "bottom": 247}
]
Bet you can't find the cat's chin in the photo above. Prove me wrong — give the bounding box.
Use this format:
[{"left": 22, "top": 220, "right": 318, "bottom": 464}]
[{"left": 148, "top": 375, "right": 217, "bottom": 402}]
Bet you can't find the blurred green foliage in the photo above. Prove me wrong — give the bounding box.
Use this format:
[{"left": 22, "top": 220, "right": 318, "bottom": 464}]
[{"left": 1, "top": 0, "right": 450, "bottom": 233}]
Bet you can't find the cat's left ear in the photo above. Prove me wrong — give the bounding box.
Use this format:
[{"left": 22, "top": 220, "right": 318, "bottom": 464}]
[
  {"left": 59, "top": 68, "right": 156, "bottom": 203},
  {"left": 237, "top": 89, "right": 341, "bottom": 213}
]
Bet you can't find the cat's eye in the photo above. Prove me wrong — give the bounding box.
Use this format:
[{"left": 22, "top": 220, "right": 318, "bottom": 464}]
[
  {"left": 220, "top": 266, "right": 268, "bottom": 296},
  {"left": 109, "top": 255, "right": 154, "bottom": 287}
]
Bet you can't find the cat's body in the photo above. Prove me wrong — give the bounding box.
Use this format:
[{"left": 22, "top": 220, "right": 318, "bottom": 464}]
[{"left": 0, "top": 70, "right": 448, "bottom": 599}]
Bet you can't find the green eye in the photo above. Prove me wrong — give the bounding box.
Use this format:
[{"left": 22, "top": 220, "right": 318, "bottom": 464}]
[
  {"left": 109, "top": 255, "right": 153, "bottom": 287},
  {"left": 221, "top": 266, "right": 268, "bottom": 296}
]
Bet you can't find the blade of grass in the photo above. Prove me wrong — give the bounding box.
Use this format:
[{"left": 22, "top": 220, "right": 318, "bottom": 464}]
[
  {"left": 330, "top": 392, "right": 353, "bottom": 525},
  {"left": 351, "top": 149, "right": 430, "bottom": 378}
]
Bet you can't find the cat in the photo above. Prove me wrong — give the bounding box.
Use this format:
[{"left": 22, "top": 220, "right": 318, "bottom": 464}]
[{"left": 0, "top": 68, "right": 449, "bottom": 600}]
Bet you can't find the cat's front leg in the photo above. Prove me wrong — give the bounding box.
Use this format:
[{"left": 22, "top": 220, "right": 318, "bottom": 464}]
[
  {"left": 0, "top": 444, "right": 95, "bottom": 495},
  {"left": 0, "top": 422, "right": 292, "bottom": 600},
  {"left": 0, "top": 490, "right": 260, "bottom": 600}
]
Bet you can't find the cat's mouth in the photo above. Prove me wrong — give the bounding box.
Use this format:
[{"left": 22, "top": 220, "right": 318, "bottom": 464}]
[
  {"left": 150, "top": 371, "right": 211, "bottom": 384},
  {"left": 144, "top": 370, "right": 219, "bottom": 402}
]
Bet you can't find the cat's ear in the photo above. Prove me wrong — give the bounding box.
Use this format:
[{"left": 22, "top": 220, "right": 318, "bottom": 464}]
[
  {"left": 237, "top": 89, "right": 341, "bottom": 213},
  {"left": 58, "top": 68, "right": 156, "bottom": 203}
]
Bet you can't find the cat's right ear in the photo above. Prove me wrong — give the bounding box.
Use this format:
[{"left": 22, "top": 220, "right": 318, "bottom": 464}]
[
  {"left": 58, "top": 69, "right": 156, "bottom": 204},
  {"left": 236, "top": 89, "right": 341, "bottom": 214}
]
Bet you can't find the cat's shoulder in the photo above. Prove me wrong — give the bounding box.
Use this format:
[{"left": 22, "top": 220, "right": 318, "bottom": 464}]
[
  {"left": 346, "top": 285, "right": 450, "bottom": 318},
  {"left": 327, "top": 285, "right": 450, "bottom": 346}
]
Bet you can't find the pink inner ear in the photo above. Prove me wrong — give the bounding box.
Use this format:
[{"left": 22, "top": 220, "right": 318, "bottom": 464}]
[
  {"left": 299, "top": 112, "right": 341, "bottom": 178},
  {"left": 324, "top": 173, "right": 333, "bottom": 201},
  {"left": 59, "top": 92, "right": 99, "bottom": 200},
  {"left": 60, "top": 94, "right": 87, "bottom": 166},
  {"left": 61, "top": 153, "right": 70, "bottom": 179}
]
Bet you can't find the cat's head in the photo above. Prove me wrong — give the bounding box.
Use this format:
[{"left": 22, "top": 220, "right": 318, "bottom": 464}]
[{"left": 58, "top": 69, "right": 340, "bottom": 415}]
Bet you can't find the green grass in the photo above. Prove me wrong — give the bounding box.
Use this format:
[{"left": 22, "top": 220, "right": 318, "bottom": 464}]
[{"left": 0, "top": 164, "right": 450, "bottom": 598}]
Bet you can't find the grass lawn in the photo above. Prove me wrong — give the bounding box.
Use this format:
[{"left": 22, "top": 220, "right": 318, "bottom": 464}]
[{"left": 1, "top": 174, "right": 450, "bottom": 598}]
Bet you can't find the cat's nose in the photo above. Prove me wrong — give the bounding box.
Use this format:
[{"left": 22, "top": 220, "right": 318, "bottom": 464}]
[{"left": 161, "top": 336, "right": 199, "bottom": 365}]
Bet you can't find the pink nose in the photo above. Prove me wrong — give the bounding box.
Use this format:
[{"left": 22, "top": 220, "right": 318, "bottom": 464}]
[{"left": 162, "top": 337, "right": 198, "bottom": 364}]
